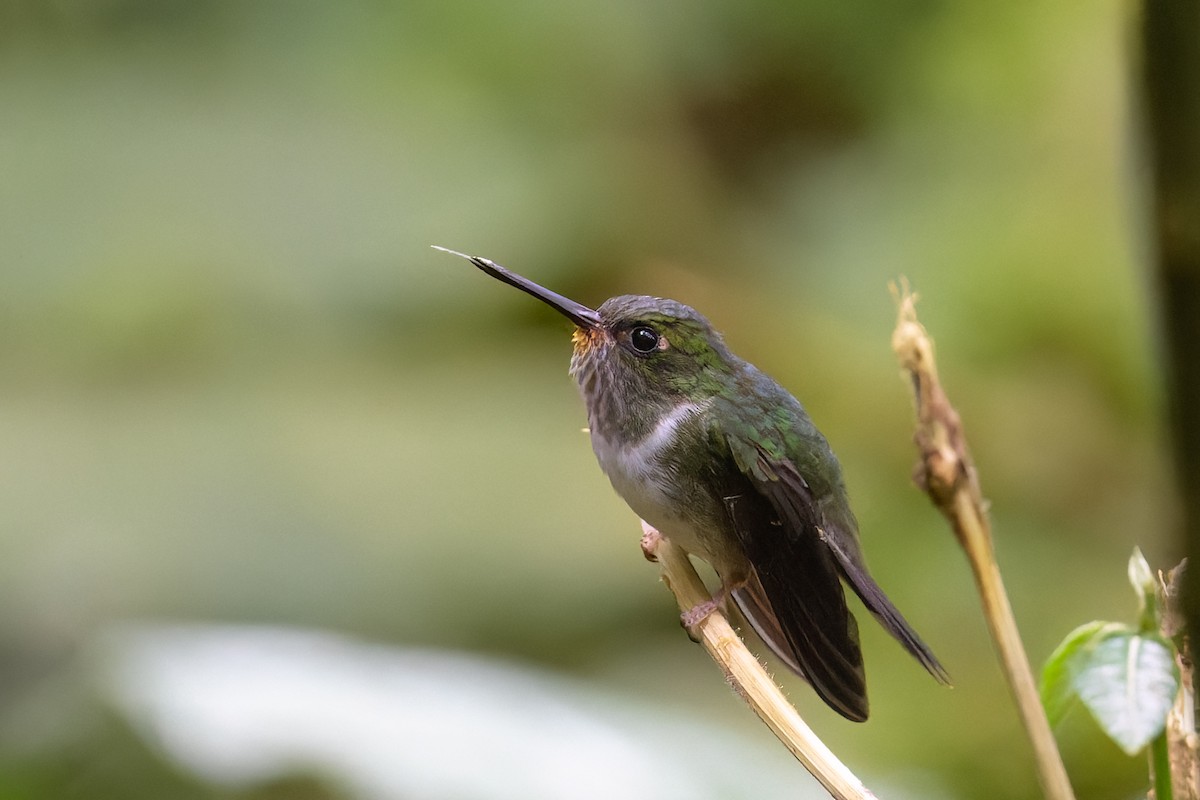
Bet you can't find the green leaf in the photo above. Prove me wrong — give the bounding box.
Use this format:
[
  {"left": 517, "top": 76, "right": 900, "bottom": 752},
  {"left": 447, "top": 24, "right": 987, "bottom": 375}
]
[
  {"left": 1041, "top": 620, "right": 1117, "bottom": 726},
  {"left": 1073, "top": 629, "right": 1180, "bottom": 756}
]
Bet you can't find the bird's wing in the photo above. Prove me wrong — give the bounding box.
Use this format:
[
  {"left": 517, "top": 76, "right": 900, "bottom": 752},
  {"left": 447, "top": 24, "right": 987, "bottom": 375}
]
[
  {"left": 716, "top": 426, "right": 870, "bottom": 722},
  {"left": 745, "top": 428, "right": 949, "bottom": 686}
]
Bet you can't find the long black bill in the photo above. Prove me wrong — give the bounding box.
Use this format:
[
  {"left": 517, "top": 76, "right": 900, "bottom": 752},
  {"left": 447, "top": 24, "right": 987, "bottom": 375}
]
[{"left": 433, "top": 246, "right": 602, "bottom": 329}]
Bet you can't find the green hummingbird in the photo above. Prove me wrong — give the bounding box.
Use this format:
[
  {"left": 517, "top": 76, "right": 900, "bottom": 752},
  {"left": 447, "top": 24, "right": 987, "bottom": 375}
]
[{"left": 436, "top": 246, "right": 949, "bottom": 721}]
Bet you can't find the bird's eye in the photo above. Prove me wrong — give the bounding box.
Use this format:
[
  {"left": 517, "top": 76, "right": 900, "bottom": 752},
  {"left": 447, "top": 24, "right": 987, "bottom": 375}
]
[{"left": 629, "top": 326, "right": 660, "bottom": 353}]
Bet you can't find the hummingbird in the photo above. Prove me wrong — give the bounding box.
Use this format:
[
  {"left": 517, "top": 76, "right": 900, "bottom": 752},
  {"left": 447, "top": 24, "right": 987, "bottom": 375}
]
[{"left": 436, "top": 246, "right": 949, "bottom": 721}]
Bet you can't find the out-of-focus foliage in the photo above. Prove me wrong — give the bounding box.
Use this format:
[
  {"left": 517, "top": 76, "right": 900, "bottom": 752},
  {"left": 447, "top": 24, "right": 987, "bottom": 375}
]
[
  {"left": 1041, "top": 551, "right": 1180, "bottom": 758},
  {"left": 0, "top": 1, "right": 1168, "bottom": 799}
]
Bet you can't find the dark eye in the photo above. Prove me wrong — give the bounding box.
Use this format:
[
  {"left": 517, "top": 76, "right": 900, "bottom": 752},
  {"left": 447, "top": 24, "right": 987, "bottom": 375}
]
[{"left": 630, "top": 326, "right": 660, "bottom": 353}]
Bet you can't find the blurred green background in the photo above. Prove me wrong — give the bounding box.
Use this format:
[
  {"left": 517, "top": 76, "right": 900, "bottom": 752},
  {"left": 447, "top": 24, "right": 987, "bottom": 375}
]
[{"left": 0, "top": 1, "right": 1175, "bottom": 798}]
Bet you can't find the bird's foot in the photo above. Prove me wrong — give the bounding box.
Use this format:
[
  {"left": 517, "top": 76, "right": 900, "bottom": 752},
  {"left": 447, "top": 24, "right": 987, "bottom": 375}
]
[
  {"left": 638, "top": 522, "right": 743, "bottom": 636},
  {"left": 639, "top": 520, "right": 662, "bottom": 563},
  {"left": 681, "top": 597, "right": 720, "bottom": 627},
  {"left": 680, "top": 578, "right": 747, "bottom": 629}
]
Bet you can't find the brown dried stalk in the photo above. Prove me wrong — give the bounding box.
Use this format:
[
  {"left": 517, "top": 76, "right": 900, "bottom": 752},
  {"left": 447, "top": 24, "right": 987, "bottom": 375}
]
[{"left": 890, "top": 283, "right": 1075, "bottom": 800}]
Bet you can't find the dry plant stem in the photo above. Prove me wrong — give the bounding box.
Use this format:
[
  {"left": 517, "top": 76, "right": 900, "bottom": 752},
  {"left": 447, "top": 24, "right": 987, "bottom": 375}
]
[
  {"left": 891, "top": 285, "right": 1076, "bottom": 800},
  {"left": 640, "top": 522, "right": 877, "bottom": 800}
]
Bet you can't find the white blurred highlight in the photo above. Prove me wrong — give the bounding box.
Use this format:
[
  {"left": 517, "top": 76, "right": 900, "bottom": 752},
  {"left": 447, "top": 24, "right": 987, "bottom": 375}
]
[{"left": 98, "top": 624, "right": 830, "bottom": 800}]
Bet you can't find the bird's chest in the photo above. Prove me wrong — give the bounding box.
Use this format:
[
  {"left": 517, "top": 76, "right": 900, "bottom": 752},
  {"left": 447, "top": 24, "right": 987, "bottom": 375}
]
[
  {"left": 588, "top": 401, "right": 726, "bottom": 557},
  {"left": 591, "top": 430, "right": 679, "bottom": 523}
]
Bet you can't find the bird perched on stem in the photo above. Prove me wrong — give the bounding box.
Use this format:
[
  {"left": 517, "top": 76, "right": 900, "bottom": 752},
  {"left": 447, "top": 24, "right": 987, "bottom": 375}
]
[{"left": 436, "top": 246, "right": 949, "bottom": 721}]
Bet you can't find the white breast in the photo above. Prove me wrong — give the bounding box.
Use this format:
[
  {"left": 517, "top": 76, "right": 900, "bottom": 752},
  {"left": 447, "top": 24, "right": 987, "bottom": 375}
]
[{"left": 589, "top": 400, "right": 710, "bottom": 539}]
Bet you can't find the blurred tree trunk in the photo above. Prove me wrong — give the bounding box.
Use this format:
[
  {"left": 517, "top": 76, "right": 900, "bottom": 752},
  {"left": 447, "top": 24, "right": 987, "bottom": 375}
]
[{"left": 1141, "top": 0, "right": 1200, "bottom": 789}]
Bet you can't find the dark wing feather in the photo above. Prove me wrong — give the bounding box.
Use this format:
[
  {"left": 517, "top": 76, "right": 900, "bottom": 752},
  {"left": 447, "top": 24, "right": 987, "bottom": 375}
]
[
  {"left": 731, "top": 573, "right": 804, "bottom": 676},
  {"left": 720, "top": 451, "right": 870, "bottom": 722}
]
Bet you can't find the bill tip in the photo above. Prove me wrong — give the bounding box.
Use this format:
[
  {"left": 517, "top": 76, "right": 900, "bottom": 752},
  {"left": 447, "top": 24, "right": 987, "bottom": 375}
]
[{"left": 430, "top": 245, "right": 470, "bottom": 259}]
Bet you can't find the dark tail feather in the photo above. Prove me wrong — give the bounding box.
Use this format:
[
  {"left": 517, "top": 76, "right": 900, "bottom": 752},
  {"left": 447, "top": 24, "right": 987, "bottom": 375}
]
[{"left": 826, "top": 539, "right": 951, "bottom": 684}]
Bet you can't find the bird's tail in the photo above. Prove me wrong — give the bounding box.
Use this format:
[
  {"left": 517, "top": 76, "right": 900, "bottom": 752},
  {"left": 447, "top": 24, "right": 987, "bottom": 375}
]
[{"left": 824, "top": 535, "right": 951, "bottom": 684}]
